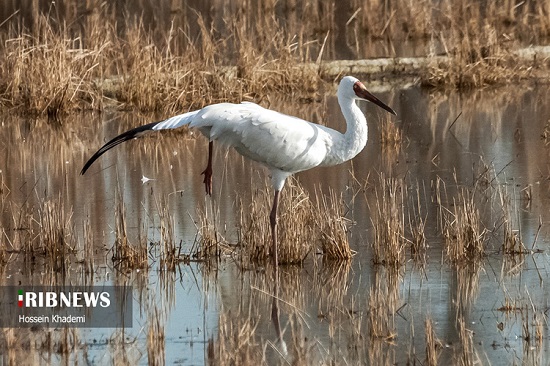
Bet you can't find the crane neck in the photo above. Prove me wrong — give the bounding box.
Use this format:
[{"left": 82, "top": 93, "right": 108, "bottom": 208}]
[{"left": 327, "top": 95, "right": 368, "bottom": 166}]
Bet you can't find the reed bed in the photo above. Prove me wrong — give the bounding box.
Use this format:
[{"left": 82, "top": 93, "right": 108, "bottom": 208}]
[
  {"left": 192, "top": 205, "right": 228, "bottom": 262},
  {"left": 238, "top": 178, "right": 315, "bottom": 265},
  {"left": 0, "top": 1, "right": 547, "bottom": 115},
  {"left": 237, "top": 177, "right": 352, "bottom": 266},
  {"left": 0, "top": 4, "right": 321, "bottom": 115},
  {"left": 379, "top": 114, "right": 402, "bottom": 150},
  {"left": 1, "top": 197, "right": 76, "bottom": 272}
]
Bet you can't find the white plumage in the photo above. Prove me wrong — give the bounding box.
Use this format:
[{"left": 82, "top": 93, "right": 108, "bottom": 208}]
[{"left": 81, "top": 76, "right": 396, "bottom": 267}]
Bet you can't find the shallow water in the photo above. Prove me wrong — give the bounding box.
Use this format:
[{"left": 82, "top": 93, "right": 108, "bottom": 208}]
[{"left": 1, "top": 83, "right": 549, "bottom": 364}]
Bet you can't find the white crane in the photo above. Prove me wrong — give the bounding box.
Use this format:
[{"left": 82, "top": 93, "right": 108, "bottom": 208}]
[{"left": 81, "top": 76, "right": 396, "bottom": 268}]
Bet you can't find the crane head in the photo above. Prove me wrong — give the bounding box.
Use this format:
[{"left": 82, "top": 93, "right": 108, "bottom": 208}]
[{"left": 339, "top": 76, "right": 397, "bottom": 116}]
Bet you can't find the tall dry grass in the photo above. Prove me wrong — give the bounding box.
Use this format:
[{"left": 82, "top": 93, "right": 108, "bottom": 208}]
[
  {"left": 238, "top": 178, "right": 315, "bottom": 265},
  {"left": 112, "top": 192, "right": 148, "bottom": 269},
  {"left": 0, "top": 0, "right": 547, "bottom": 115},
  {"left": 0, "top": 4, "right": 322, "bottom": 116},
  {"left": 434, "top": 176, "right": 487, "bottom": 263},
  {"left": 369, "top": 173, "right": 407, "bottom": 267},
  {"left": 237, "top": 176, "right": 352, "bottom": 266}
]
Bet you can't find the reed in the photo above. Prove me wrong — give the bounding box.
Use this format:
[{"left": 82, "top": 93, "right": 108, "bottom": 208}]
[
  {"left": 1, "top": 13, "right": 104, "bottom": 116},
  {"left": 112, "top": 192, "right": 148, "bottom": 269},
  {"left": 207, "top": 308, "right": 263, "bottom": 365},
  {"left": 0, "top": 0, "right": 546, "bottom": 115},
  {"left": 154, "top": 199, "right": 187, "bottom": 271},
  {"left": 315, "top": 187, "right": 353, "bottom": 260},
  {"left": 454, "top": 317, "right": 481, "bottom": 365},
  {"left": 379, "top": 114, "right": 402, "bottom": 150},
  {"left": 147, "top": 307, "right": 166, "bottom": 366},
  {"left": 440, "top": 186, "right": 487, "bottom": 263},
  {"left": 424, "top": 318, "right": 442, "bottom": 366},
  {"left": 37, "top": 197, "right": 75, "bottom": 273},
  {"left": 370, "top": 173, "right": 406, "bottom": 267},
  {"left": 191, "top": 205, "right": 228, "bottom": 262},
  {"left": 79, "top": 217, "right": 94, "bottom": 279},
  {"left": 238, "top": 177, "right": 314, "bottom": 266}
]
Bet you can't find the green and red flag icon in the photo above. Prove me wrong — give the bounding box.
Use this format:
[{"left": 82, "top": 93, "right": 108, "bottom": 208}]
[{"left": 18, "top": 290, "right": 23, "bottom": 307}]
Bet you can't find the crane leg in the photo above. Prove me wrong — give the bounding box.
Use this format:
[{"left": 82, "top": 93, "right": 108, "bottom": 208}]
[
  {"left": 269, "top": 190, "right": 280, "bottom": 268},
  {"left": 201, "top": 141, "right": 213, "bottom": 195},
  {"left": 270, "top": 189, "right": 285, "bottom": 352}
]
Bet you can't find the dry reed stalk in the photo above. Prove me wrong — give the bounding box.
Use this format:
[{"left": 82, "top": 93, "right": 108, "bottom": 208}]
[
  {"left": 454, "top": 317, "right": 481, "bottom": 366},
  {"left": 37, "top": 197, "right": 75, "bottom": 273},
  {"left": 497, "top": 185, "right": 527, "bottom": 257},
  {"left": 407, "top": 183, "right": 428, "bottom": 265},
  {"left": 314, "top": 260, "right": 351, "bottom": 312},
  {"left": 453, "top": 262, "right": 482, "bottom": 315},
  {"left": 315, "top": 187, "right": 353, "bottom": 260},
  {"left": 370, "top": 173, "right": 406, "bottom": 267},
  {"left": 440, "top": 186, "right": 487, "bottom": 263},
  {"left": 367, "top": 268, "right": 400, "bottom": 345},
  {"left": 367, "top": 287, "right": 397, "bottom": 342},
  {"left": 1, "top": 14, "right": 104, "bottom": 115},
  {"left": 380, "top": 114, "right": 402, "bottom": 150},
  {"left": 424, "top": 2, "right": 537, "bottom": 88},
  {"left": 80, "top": 218, "right": 94, "bottom": 276},
  {"left": 0, "top": 5, "right": 322, "bottom": 115},
  {"left": 207, "top": 308, "right": 263, "bottom": 366},
  {"left": 112, "top": 193, "right": 147, "bottom": 269},
  {"left": 190, "top": 200, "right": 234, "bottom": 266},
  {"left": 153, "top": 199, "right": 187, "bottom": 270},
  {"left": 425, "top": 318, "right": 442, "bottom": 366},
  {"left": 147, "top": 307, "right": 166, "bottom": 366},
  {"left": 238, "top": 177, "right": 314, "bottom": 266}
]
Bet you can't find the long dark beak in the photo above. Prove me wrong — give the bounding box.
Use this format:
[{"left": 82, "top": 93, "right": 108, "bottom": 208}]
[{"left": 354, "top": 82, "right": 397, "bottom": 116}]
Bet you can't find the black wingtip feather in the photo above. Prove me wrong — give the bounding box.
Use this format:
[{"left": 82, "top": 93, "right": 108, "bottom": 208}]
[{"left": 80, "top": 121, "right": 161, "bottom": 175}]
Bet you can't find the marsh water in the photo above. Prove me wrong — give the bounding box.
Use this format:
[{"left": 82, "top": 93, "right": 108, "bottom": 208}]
[{"left": 1, "top": 82, "right": 550, "bottom": 365}]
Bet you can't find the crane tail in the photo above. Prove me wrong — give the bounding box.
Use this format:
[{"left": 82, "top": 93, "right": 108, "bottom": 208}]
[
  {"left": 81, "top": 110, "right": 200, "bottom": 175},
  {"left": 80, "top": 121, "right": 160, "bottom": 175}
]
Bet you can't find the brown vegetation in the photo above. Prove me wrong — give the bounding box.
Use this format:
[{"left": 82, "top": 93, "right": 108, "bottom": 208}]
[{"left": 0, "top": 1, "right": 547, "bottom": 115}]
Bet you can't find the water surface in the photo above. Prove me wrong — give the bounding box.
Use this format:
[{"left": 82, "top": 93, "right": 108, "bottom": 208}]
[{"left": 1, "top": 83, "right": 549, "bottom": 364}]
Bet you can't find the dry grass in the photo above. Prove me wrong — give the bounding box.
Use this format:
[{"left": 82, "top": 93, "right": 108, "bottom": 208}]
[
  {"left": 238, "top": 177, "right": 315, "bottom": 266},
  {"left": 207, "top": 308, "right": 263, "bottom": 366},
  {"left": 147, "top": 307, "right": 166, "bottom": 366},
  {"left": 454, "top": 317, "right": 481, "bottom": 365},
  {"left": 191, "top": 204, "right": 228, "bottom": 262},
  {"left": 315, "top": 187, "right": 353, "bottom": 260},
  {"left": 79, "top": 218, "right": 94, "bottom": 276},
  {"left": 0, "top": 1, "right": 547, "bottom": 115},
  {"left": 2, "top": 197, "right": 76, "bottom": 272},
  {"left": 370, "top": 173, "right": 407, "bottom": 267},
  {"left": 37, "top": 197, "right": 76, "bottom": 272},
  {"left": 237, "top": 177, "right": 353, "bottom": 266},
  {"left": 379, "top": 114, "right": 402, "bottom": 150},
  {"left": 350, "top": 0, "right": 550, "bottom": 87},
  {"left": 435, "top": 175, "right": 487, "bottom": 263},
  {"left": 0, "top": 4, "right": 321, "bottom": 115},
  {"left": 112, "top": 192, "right": 148, "bottom": 269},
  {"left": 0, "top": 13, "right": 103, "bottom": 116},
  {"left": 425, "top": 318, "right": 442, "bottom": 366}
]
